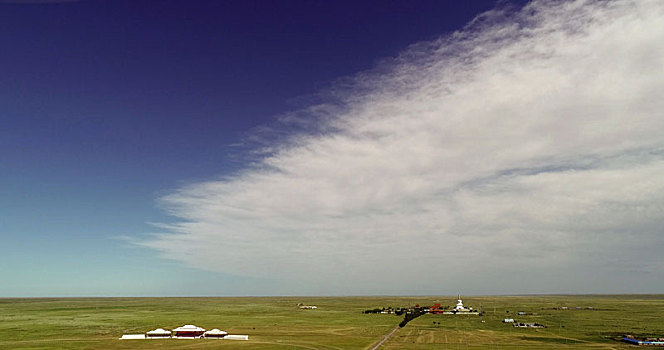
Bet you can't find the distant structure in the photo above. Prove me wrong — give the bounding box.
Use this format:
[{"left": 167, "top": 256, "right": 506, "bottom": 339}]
[
  {"left": 146, "top": 328, "right": 171, "bottom": 339},
  {"left": 120, "top": 334, "right": 146, "bottom": 339},
  {"left": 203, "top": 329, "right": 228, "bottom": 338},
  {"left": 622, "top": 336, "right": 664, "bottom": 346},
  {"left": 173, "top": 325, "right": 205, "bottom": 338},
  {"left": 441, "top": 295, "right": 478, "bottom": 315},
  {"left": 455, "top": 295, "right": 469, "bottom": 311},
  {"left": 513, "top": 322, "right": 546, "bottom": 328}
]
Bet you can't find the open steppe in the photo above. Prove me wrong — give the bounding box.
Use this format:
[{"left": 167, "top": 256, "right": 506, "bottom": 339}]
[{"left": 1, "top": 295, "right": 662, "bottom": 349}]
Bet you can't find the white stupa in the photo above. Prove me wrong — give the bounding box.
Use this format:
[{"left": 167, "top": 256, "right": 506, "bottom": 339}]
[
  {"left": 445, "top": 294, "right": 478, "bottom": 314},
  {"left": 455, "top": 295, "right": 468, "bottom": 311}
]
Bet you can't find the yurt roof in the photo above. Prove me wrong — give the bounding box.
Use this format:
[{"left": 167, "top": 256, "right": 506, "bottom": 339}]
[
  {"left": 147, "top": 328, "right": 171, "bottom": 334},
  {"left": 173, "top": 324, "right": 205, "bottom": 332}
]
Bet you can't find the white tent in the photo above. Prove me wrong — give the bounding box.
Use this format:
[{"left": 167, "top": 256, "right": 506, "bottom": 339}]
[
  {"left": 146, "top": 328, "right": 171, "bottom": 338},
  {"left": 203, "top": 328, "right": 228, "bottom": 338}
]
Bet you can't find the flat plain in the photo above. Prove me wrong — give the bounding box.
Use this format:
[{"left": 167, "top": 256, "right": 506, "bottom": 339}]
[{"left": 1, "top": 295, "right": 662, "bottom": 349}]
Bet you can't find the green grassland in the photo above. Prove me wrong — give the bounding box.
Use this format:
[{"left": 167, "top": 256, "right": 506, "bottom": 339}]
[{"left": 0, "top": 295, "right": 662, "bottom": 349}]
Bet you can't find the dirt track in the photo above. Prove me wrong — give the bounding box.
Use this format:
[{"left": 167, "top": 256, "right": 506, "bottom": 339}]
[{"left": 368, "top": 325, "right": 400, "bottom": 350}]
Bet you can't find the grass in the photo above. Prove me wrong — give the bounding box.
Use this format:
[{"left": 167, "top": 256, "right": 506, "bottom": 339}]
[{"left": 0, "top": 295, "right": 662, "bottom": 349}]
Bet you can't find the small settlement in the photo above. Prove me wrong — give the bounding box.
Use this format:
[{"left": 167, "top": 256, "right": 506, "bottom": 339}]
[
  {"left": 503, "top": 318, "right": 546, "bottom": 328},
  {"left": 364, "top": 295, "right": 556, "bottom": 330},
  {"left": 364, "top": 295, "right": 481, "bottom": 328},
  {"left": 512, "top": 322, "right": 546, "bottom": 328},
  {"left": 364, "top": 295, "right": 480, "bottom": 316},
  {"left": 622, "top": 336, "right": 664, "bottom": 346},
  {"left": 120, "top": 324, "right": 248, "bottom": 340}
]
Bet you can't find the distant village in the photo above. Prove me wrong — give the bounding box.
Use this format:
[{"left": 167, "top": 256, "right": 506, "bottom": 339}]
[
  {"left": 364, "top": 296, "right": 482, "bottom": 327},
  {"left": 622, "top": 336, "right": 664, "bottom": 346},
  {"left": 364, "top": 295, "right": 480, "bottom": 316},
  {"left": 364, "top": 296, "right": 556, "bottom": 330},
  {"left": 297, "top": 303, "right": 318, "bottom": 309}
]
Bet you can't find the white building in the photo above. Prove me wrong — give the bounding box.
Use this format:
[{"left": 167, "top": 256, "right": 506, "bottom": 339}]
[
  {"left": 442, "top": 295, "right": 479, "bottom": 315},
  {"left": 454, "top": 295, "right": 472, "bottom": 312}
]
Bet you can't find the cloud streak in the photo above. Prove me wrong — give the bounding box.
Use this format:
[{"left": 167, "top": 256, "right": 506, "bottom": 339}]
[{"left": 141, "top": 0, "right": 664, "bottom": 294}]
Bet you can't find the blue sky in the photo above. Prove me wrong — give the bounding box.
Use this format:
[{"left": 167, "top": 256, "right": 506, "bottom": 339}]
[
  {"left": 1, "top": 0, "right": 504, "bottom": 296},
  {"left": 2, "top": 0, "right": 663, "bottom": 297}
]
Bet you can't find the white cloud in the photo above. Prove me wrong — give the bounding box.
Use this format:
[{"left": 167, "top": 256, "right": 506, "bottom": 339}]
[{"left": 141, "top": 0, "right": 664, "bottom": 294}]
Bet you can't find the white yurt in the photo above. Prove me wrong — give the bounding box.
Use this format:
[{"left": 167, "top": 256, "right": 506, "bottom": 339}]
[
  {"left": 203, "top": 328, "right": 228, "bottom": 338},
  {"left": 146, "top": 328, "right": 171, "bottom": 338}
]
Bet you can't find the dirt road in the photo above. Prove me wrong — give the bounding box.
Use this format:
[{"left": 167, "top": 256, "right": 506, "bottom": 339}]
[{"left": 368, "top": 325, "right": 400, "bottom": 350}]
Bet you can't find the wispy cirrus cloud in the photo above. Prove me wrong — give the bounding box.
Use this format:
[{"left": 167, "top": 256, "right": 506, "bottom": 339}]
[{"left": 140, "top": 0, "right": 664, "bottom": 295}]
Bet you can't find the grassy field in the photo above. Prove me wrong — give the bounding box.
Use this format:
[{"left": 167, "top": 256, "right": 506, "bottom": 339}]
[{"left": 0, "top": 295, "right": 662, "bottom": 349}]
